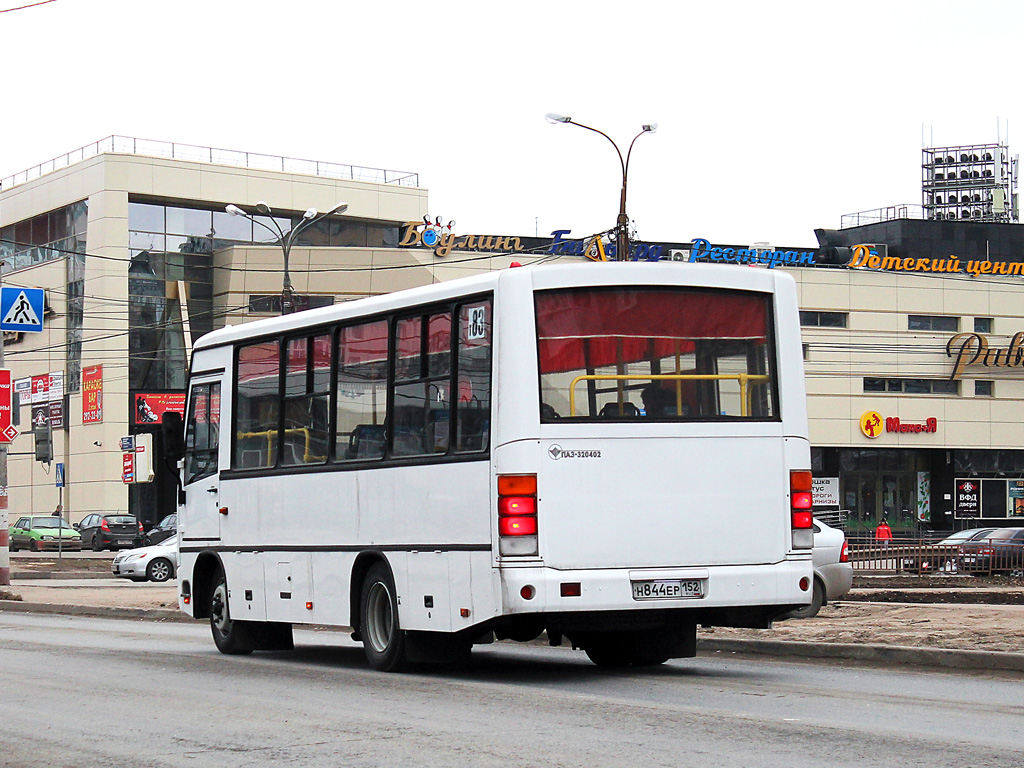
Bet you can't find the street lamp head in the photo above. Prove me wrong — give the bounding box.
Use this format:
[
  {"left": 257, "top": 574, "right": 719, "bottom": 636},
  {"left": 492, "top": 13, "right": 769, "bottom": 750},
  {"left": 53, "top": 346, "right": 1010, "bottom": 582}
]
[
  {"left": 256, "top": 201, "right": 272, "bottom": 215},
  {"left": 302, "top": 207, "right": 318, "bottom": 220},
  {"left": 545, "top": 113, "right": 572, "bottom": 124},
  {"left": 225, "top": 204, "right": 246, "bottom": 217},
  {"left": 327, "top": 202, "right": 349, "bottom": 216},
  {"left": 642, "top": 123, "right": 658, "bottom": 133}
]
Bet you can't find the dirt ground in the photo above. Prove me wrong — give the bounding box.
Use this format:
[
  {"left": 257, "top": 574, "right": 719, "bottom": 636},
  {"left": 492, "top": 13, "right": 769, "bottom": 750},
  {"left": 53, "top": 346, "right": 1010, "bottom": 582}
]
[{"left": 4, "top": 559, "right": 1024, "bottom": 655}]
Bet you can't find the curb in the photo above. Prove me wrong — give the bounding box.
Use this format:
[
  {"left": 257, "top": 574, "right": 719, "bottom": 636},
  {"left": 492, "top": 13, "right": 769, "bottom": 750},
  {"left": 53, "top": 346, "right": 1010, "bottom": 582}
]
[
  {"left": 0, "top": 601, "right": 187, "bottom": 623},
  {"left": 3, "top": 599, "right": 1023, "bottom": 672},
  {"left": 698, "top": 637, "right": 1024, "bottom": 673}
]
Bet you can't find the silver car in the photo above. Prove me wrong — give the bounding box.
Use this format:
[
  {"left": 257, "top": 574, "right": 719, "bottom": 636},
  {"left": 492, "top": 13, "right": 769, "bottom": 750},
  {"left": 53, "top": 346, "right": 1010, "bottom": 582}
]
[
  {"left": 783, "top": 518, "right": 853, "bottom": 619},
  {"left": 111, "top": 540, "right": 178, "bottom": 583}
]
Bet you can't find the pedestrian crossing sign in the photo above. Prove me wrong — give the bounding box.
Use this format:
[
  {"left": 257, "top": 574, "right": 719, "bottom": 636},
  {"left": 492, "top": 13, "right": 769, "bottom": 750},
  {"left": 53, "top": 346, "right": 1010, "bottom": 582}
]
[{"left": 0, "top": 286, "right": 45, "bottom": 332}]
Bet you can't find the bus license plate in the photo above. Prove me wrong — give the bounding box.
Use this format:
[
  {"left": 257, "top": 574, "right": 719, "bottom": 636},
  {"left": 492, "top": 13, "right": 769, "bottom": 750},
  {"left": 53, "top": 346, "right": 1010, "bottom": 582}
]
[{"left": 631, "top": 579, "right": 704, "bottom": 601}]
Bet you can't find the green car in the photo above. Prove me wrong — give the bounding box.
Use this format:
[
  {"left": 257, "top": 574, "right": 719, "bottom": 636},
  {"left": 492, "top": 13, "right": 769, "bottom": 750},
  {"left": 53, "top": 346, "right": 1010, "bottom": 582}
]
[{"left": 8, "top": 516, "right": 83, "bottom": 552}]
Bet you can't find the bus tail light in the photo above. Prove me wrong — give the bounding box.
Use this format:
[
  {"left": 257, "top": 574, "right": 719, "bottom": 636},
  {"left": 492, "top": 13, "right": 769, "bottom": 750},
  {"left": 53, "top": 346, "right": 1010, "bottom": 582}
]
[
  {"left": 791, "top": 470, "right": 814, "bottom": 550},
  {"left": 498, "top": 474, "right": 538, "bottom": 556}
]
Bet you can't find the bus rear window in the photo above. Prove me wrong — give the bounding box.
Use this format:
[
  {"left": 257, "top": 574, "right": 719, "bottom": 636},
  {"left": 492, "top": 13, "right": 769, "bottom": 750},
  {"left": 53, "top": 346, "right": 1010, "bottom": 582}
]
[{"left": 535, "top": 287, "right": 776, "bottom": 421}]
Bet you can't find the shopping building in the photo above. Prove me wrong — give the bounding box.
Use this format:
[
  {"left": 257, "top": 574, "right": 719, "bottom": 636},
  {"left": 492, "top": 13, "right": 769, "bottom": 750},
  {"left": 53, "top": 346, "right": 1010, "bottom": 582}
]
[{"left": 3, "top": 138, "right": 1024, "bottom": 538}]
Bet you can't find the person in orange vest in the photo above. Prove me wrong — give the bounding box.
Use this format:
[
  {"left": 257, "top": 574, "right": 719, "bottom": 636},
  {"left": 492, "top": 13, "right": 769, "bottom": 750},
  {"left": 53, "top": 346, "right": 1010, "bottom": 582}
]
[{"left": 875, "top": 518, "right": 893, "bottom": 545}]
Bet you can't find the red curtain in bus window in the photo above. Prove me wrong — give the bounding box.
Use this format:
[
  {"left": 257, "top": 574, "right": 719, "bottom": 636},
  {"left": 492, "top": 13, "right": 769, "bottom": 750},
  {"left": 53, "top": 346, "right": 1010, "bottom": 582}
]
[
  {"left": 535, "top": 289, "right": 768, "bottom": 374},
  {"left": 237, "top": 341, "right": 280, "bottom": 384},
  {"left": 339, "top": 321, "right": 388, "bottom": 366}
]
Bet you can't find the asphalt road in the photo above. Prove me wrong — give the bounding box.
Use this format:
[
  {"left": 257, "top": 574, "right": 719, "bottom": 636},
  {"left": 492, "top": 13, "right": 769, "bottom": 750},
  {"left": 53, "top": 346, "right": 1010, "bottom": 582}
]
[{"left": 1, "top": 613, "right": 1021, "bottom": 768}]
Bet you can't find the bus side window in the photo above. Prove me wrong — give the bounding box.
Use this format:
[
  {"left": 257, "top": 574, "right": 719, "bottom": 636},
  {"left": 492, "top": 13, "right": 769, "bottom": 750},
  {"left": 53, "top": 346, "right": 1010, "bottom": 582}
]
[
  {"left": 185, "top": 382, "right": 220, "bottom": 484},
  {"left": 234, "top": 340, "right": 280, "bottom": 469},
  {"left": 391, "top": 312, "right": 452, "bottom": 458},
  {"left": 455, "top": 301, "right": 491, "bottom": 453},
  {"left": 337, "top": 320, "right": 389, "bottom": 462}
]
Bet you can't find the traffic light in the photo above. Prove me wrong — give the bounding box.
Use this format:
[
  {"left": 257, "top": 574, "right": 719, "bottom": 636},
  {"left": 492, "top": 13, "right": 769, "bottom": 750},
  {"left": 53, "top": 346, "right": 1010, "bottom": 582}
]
[{"left": 34, "top": 418, "right": 52, "bottom": 463}]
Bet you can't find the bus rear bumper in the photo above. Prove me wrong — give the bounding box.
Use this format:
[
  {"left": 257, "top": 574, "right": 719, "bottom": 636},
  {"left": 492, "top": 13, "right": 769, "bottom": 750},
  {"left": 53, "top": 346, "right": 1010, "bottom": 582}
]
[{"left": 498, "top": 559, "right": 813, "bottom": 626}]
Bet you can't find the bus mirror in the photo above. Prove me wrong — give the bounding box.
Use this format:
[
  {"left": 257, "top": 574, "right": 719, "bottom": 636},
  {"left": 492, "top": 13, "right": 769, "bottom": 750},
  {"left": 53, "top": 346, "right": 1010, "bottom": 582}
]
[{"left": 161, "top": 411, "right": 186, "bottom": 461}]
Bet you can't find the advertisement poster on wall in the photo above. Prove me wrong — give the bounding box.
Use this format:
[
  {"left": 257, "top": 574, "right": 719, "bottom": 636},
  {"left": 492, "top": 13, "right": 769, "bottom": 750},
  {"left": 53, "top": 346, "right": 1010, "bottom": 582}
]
[
  {"left": 954, "top": 479, "right": 980, "bottom": 518},
  {"left": 48, "top": 371, "right": 64, "bottom": 429},
  {"left": 133, "top": 393, "right": 186, "bottom": 424},
  {"left": 82, "top": 365, "right": 103, "bottom": 424},
  {"left": 917, "top": 472, "right": 931, "bottom": 522},
  {"left": 1009, "top": 480, "right": 1024, "bottom": 517}
]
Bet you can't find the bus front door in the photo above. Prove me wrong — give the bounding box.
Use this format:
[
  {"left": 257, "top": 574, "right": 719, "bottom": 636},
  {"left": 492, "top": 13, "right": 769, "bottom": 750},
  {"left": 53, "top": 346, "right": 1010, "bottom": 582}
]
[{"left": 181, "top": 379, "right": 223, "bottom": 542}]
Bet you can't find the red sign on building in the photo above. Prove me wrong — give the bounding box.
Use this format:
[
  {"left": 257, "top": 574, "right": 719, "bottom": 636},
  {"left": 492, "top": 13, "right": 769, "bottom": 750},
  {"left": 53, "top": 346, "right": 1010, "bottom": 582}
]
[
  {"left": 134, "top": 393, "right": 186, "bottom": 425},
  {"left": 82, "top": 365, "right": 103, "bottom": 424}
]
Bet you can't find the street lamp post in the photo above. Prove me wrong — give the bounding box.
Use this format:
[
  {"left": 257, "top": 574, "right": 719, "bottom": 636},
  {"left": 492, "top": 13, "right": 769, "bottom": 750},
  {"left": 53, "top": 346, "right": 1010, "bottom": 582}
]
[
  {"left": 545, "top": 114, "right": 657, "bottom": 262},
  {"left": 226, "top": 200, "right": 348, "bottom": 315}
]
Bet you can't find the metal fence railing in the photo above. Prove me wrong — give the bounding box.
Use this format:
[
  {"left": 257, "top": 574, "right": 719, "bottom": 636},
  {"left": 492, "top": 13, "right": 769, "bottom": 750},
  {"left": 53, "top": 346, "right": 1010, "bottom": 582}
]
[
  {"left": 847, "top": 537, "right": 1024, "bottom": 576},
  {"left": 1, "top": 135, "right": 421, "bottom": 192}
]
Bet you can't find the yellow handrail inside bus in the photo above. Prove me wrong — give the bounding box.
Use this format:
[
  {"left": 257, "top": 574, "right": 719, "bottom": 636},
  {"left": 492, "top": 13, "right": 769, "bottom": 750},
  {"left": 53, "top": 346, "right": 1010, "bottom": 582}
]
[
  {"left": 237, "top": 427, "right": 327, "bottom": 464},
  {"left": 567, "top": 373, "right": 770, "bottom": 417}
]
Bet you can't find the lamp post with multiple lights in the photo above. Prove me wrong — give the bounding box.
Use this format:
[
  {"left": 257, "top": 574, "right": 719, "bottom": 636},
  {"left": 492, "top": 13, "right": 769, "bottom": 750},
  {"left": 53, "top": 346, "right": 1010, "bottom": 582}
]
[
  {"left": 545, "top": 114, "right": 657, "bottom": 262},
  {"left": 225, "top": 200, "right": 348, "bottom": 315}
]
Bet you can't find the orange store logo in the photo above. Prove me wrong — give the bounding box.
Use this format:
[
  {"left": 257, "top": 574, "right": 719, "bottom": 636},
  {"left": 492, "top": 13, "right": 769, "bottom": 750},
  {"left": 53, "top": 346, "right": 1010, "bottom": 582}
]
[
  {"left": 860, "top": 411, "right": 883, "bottom": 438},
  {"left": 860, "top": 410, "right": 938, "bottom": 438}
]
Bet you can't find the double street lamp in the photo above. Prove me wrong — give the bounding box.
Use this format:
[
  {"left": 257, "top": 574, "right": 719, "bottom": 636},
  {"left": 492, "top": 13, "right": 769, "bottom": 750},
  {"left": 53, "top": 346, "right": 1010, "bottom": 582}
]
[
  {"left": 226, "top": 200, "right": 349, "bottom": 315},
  {"left": 545, "top": 114, "right": 657, "bottom": 262}
]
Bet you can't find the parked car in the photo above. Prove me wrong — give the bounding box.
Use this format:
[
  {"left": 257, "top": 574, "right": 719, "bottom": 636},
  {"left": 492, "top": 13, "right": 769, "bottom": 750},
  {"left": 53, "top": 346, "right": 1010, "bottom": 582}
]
[
  {"left": 144, "top": 514, "right": 177, "bottom": 546},
  {"left": 75, "top": 514, "right": 143, "bottom": 551},
  {"left": 899, "top": 527, "right": 998, "bottom": 573},
  {"left": 8, "top": 516, "right": 83, "bottom": 552},
  {"left": 958, "top": 527, "right": 1024, "bottom": 575},
  {"left": 782, "top": 518, "right": 852, "bottom": 619},
  {"left": 111, "top": 539, "right": 178, "bottom": 582}
]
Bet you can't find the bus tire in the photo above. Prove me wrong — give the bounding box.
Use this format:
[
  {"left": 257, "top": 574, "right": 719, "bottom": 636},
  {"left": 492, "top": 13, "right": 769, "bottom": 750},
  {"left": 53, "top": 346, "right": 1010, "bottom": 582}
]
[
  {"left": 210, "top": 568, "right": 254, "bottom": 655},
  {"left": 360, "top": 562, "right": 407, "bottom": 672},
  {"left": 582, "top": 632, "right": 635, "bottom": 668}
]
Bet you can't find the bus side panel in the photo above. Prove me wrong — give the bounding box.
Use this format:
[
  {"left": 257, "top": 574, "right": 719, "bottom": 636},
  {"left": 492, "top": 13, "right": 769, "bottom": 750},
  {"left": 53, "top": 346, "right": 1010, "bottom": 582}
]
[
  {"left": 223, "top": 551, "right": 268, "bottom": 622},
  {"left": 264, "top": 552, "right": 313, "bottom": 624},
  {"left": 310, "top": 551, "right": 356, "bottom": 626}
]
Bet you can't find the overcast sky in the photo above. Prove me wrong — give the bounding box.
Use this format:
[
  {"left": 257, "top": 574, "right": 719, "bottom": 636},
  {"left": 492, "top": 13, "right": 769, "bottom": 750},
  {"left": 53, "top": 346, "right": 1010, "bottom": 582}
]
[{"left": 4, "top": 0, "right": 1023, "bottom": 248}]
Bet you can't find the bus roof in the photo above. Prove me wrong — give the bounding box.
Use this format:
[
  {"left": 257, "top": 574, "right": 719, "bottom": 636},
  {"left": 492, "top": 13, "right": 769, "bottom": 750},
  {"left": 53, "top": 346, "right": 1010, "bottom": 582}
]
[{"left": 194, "top": 262, "right": 793, "bottom": 352}]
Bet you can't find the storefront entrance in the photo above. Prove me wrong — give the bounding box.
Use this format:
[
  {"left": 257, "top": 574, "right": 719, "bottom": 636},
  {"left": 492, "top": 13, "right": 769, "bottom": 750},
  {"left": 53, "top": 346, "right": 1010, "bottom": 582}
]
[{"left": 836, "top": 449, "right": 931, "bottom": 534}]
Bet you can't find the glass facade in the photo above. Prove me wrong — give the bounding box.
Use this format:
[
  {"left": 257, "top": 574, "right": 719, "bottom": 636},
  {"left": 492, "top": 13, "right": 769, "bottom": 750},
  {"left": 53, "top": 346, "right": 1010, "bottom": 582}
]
[{"left": 1, "top": 201, "right": 88, "bottom": 391}]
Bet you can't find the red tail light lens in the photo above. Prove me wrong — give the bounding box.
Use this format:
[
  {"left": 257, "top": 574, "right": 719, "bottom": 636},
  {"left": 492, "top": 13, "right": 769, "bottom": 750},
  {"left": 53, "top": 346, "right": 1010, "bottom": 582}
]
[
  {"left": 498, "top": 497, "right": 536, "bottom": 516},
  {"left": 498, "top": 473, "right": 538, "bottom": 556},
  {"left": 100, "top": 519, "right": 110, "bottom": 532},
  {"left": 790, "top": 470, "right": 814, "bottom": 549},
  {"left": 791, "top": 492, "right": 813, "bottom": 510},
  {"left": 499, "top": 516, "right": 538, "bottom": 536},
  {"left": 840, "top": 540, "right": 849, "bottom": 563}
]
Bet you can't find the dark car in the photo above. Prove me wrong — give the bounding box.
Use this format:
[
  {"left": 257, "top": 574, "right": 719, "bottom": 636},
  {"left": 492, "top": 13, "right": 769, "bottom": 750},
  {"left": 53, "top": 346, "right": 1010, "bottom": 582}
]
[
  {"left": 958, "top": 527, "right": 1024, "bottom": 575},
  {"left": 75, "top": 514, "right": 143, "bottom": 551},
  {"left": 900, "top": 527, "right": 998, "bottom": 573},
  {"left": 144, "top": 514, "right": 177, "bottom": 546}
]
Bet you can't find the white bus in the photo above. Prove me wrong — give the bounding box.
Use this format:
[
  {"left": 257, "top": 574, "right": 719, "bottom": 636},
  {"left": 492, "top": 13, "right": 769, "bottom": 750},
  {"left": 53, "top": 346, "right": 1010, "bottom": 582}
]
[{"left": 165, "top": 262, "right": 814, "bottom": 671}]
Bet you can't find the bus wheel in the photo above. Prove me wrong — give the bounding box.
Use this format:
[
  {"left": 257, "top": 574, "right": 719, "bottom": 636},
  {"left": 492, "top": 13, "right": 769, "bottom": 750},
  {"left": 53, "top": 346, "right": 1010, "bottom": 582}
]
[
  {"left": 210, "top": 568, "right": 254, "bottom": 655},
  {"left": 360, "top": 562, "right": 407, "bottom": 672},
  {"left": 582, "top": 633, "right": 635, "bottom": 668}
]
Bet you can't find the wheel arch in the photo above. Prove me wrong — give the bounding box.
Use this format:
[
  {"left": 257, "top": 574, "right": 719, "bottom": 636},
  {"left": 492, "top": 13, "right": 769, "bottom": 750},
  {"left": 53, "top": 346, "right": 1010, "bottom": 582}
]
[{"left": 191, "top": 551, "right": 226, "bottom": 619}]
